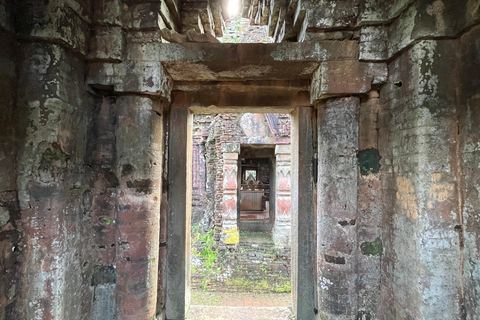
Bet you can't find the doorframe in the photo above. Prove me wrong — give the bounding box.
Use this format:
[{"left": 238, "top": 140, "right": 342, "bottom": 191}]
[{"left": 165, "top": 106, "right": 316, "bottom": 320}]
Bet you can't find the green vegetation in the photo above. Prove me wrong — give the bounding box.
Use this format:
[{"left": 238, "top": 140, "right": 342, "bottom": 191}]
[
  {"left": 357, "top": 148, "right": 381, "bottom": 176},
  {"left": 275, "top": 282, "right": 291, "bottom": 293},
  {"left": 191, "top": 227, "right": 220, "bottom": 290},
  {"left": 199, "top": 229, "right": 217, "bottom": 270},
  {"left": 190, "top": 226, "right": 291, "bottom": 293},
  {"left": 224, "top": 278, "right": 270, "bottom": 290},
  {"left": 191, "top": 291, "right": 220, "bottom": 305},
  {"left": 102, "top": 217, "right": 112, "bottom": 225},
  {"left": 360, "top": 237, "right": 383, "bottom": 256}
]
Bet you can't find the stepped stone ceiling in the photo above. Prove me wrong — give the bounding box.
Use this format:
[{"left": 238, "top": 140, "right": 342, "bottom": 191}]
[{"left": 180, "top": 0, "right": 306, "bottom": 41}]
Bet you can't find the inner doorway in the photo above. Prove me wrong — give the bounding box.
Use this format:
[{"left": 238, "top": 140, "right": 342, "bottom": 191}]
[
  {"left": 239, "top": 150, "right": 274, "bottom": 232},
  {"left": 166, "top": 107, "right": 315, "bottom": 320},
  {"left": 189, "top": 114, "right": 292, "bottom": 311}
]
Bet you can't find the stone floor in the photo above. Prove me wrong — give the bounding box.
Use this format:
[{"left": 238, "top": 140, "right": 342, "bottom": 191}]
[
  {"left": 186, "top": 306, "right": 294, "bottom": 320},
  {"left": 188, "top": 291, "right": 294, "bottom": 320},
  {"left": 190, "top": 290, "right": 291, "bottom": 307}
]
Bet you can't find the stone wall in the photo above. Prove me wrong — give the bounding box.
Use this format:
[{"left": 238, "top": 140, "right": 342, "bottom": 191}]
[
  {"left": 0, "top": 6, "right": 20, "bottom": 319},
  {"left": 10, "top": 2, "right": 96, "bottom": 319},
  {"left": 191, "top": 114, "right": 291, "bottom": 247},
  {"left": 376, "top": 10, "right": 480, "bottom": 320},
  {"left": 459, "top": 25, "right": 480, "bottom": 320},
  {"left": 192, "top": 115, "right": 214, "bottom": 228},
  {"left": 0, "top": 1, "right": 178, "bottom": 319},
  {"left": 191, "top": 232, "right": 291, "bottom": 293},
  {"left": 310, "top": 2, "right": 480, "bottom": 319}
]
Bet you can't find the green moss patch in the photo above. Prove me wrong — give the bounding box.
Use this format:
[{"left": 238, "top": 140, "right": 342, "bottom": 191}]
[
  {"left": 360, "top": 237, "right": 383, "bottom": 256},
  {"left": 357, "top": 148, "right": 381, "bottom": 176}
]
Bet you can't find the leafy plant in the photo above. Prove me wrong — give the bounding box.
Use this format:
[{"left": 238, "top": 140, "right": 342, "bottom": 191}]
[
  {"left": 191, "top": 228, "right": 219, "bottom": 290},
  {"left": 199, "top": 229, "right": 217, "bottom": 270}
]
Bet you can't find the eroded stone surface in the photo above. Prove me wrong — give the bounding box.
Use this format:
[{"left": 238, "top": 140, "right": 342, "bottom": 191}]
[{"left": 1, "top": 2, "right": 480, "bottom": 320}]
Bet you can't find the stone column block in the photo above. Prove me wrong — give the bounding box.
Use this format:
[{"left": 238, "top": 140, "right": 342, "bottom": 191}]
[
  {"left": 317, "top": 96, "right": 360, "bottom": 319},
  {"left": 166, "top": 107, "right": 192, "bottom": 320},
  {"left": 222, "top": 151, "right": 239, "bottom": 245},
  {"left": 290, "top": 107, "right": 316, "bottom": 319},
  {"left": 310, "top": 61, "right": 387, "bottom": 103},
  {"left": 115, "top": 96, "right": 163, "bottom": 320},
  {"left": 273, "top": 144, "right": 292, "bottom": 247}
]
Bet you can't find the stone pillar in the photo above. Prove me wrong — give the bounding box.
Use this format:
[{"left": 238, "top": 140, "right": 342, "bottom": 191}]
[
  {"left": 115, "top": 96, "right": 163, "bottom": 320},
  {"left": 356, "top": 90, "right": 382, "bottom": 318},
  {"left": 166, "top": 107, "right": 193, "bottom": 320},
  {"left": 221, "top": 143, "right": 240, "bottom": 246},
  {"left": 16, "top": 42, "right": 95, "bottom": 320},
  {"left": 273, "top": 144, "right": 292, "bottom": 247},
  {"left": 317, "top": 96, "right": 360, "bottom": 319},
  {"left": 291, "top": 107, "right": 315, "bottom": 320}
]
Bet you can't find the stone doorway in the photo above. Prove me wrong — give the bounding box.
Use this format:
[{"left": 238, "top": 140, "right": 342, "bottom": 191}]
[
  {"left": 188, "top": 113, "right": 294, "bottom": 314},
  {"left": 166, "top": 107, "right": 315, "bottom": 320},
  {"left": 239, "top": 155, "right": 274, "bottom": 231}
]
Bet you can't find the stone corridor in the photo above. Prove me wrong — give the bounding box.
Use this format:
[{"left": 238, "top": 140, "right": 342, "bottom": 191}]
[{"left": 1, "top": 1, "right": 480, "bottom": 320}]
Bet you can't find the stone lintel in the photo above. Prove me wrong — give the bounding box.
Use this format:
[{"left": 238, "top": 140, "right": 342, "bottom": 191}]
[
  {"left": 275, "top": 144, "right": 291, "bottom": 155},
  {"left": 222, "top": 143, "right": 240, "bottom": 154},
  {"left": 159, "top": 41, "right": 359, "bottom": 63},
  {"left": 87, "top": 61, "right": 173, "bottom": 101},
  {"left": 171, "top": 83, "right": 311, "bottom": 107},
  {"left": 160, "top": 41, "right": 359, "bottom": 81},
  {"left": 310, "top": 61, "right": 388, "bottom": 104}
]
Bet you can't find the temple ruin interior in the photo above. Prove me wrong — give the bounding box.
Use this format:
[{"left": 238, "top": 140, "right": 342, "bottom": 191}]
[
  {"left": 189, "top": 113, "right": 292, "bottom": 313},
  {"left": 0, "top": 0, "right": 480, "bottom": 319}
]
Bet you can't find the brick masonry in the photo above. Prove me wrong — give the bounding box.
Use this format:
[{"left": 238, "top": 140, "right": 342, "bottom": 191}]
[{"left": 191, "top": 114, "right": 291, "bottom": 248}]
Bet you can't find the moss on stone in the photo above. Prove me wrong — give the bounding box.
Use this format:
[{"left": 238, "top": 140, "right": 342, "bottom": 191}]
[
  {"left": 357, "top": 148, "right": 381, "bottom": 176},
  {"left": 360, "top": 237, "right": 383, "bottom": 256},
  {"left": 39, "top": 143, "right": 68, "bottom": 171}
]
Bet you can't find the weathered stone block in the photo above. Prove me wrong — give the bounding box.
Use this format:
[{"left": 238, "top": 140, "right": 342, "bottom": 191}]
[
  {"left": 92, "top": 283, "right": 116, "bottom": 320},
  {"left": 0, "top": 207, "right": 9, "bottom": 227},
  {"left": 305, "top": 0, "right": 358, "bottom": 29},
  {"left": 14, "top": 0, "right": 91, "bottom": 55},
  {"left": 115, "top": 95, "right": 162, "bottom": 320},
  {"left": 159, "top": 0, "right": 181, "bottom": 31},
  {"left": 94, "top": 0, "right": 122, "bottom": 26},
  {"left": 387, "top": 0, "right": 480, "bottom": 58},
  {"left": 310, "top": 61, "right": 387, "bottom": 102},
  {"left": 317, "top": 97, "right": 360, "bottom": 319},
  {"left": 360, "top": 26, "right": 388, "bottom": 61},
  {"left": 275, "top": 144, "right": 290, "bottom": 155},
  {"left": 182, "top": 1, "right": 216, "bottom": 36},
  {"left": 221, "top": 143, "right": 240, "bottom": 153},
  {"left": 387, "top": 0, "right": 416, "bottom": 19},
  {"left": 88, "top": 61, "right": 172, "bottom": 99},
  {"left": 358, "top": 0, "right": 388, "bottom": 25},
  {"left": 459, "top": 24, "right": 480, "bottom": 320},
  {"left": 181, "top": 10, "right": 204, "bottom": 33},
  {"left": 380, "top": 38, "right": 463, "bottom": 320},
  {"left": 122, "top": 2, "right": 163, "bottom": 30},
  {"left": 88, "top": 26, "right": 124, "bottom": 61}
]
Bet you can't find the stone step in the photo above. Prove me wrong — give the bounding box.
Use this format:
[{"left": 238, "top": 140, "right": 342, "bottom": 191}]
[{"left": 186, "top": 306, "right": 294, "bottom": 320}]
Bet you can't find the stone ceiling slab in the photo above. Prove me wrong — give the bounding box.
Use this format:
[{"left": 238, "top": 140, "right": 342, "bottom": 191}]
[{"left": 159, "top": 41, "right": 359, "bottom": 81}]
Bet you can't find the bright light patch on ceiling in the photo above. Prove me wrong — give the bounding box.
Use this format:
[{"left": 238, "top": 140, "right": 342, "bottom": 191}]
[{"left": 228, "top": 0, "right": 239, "bottom": 17}]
